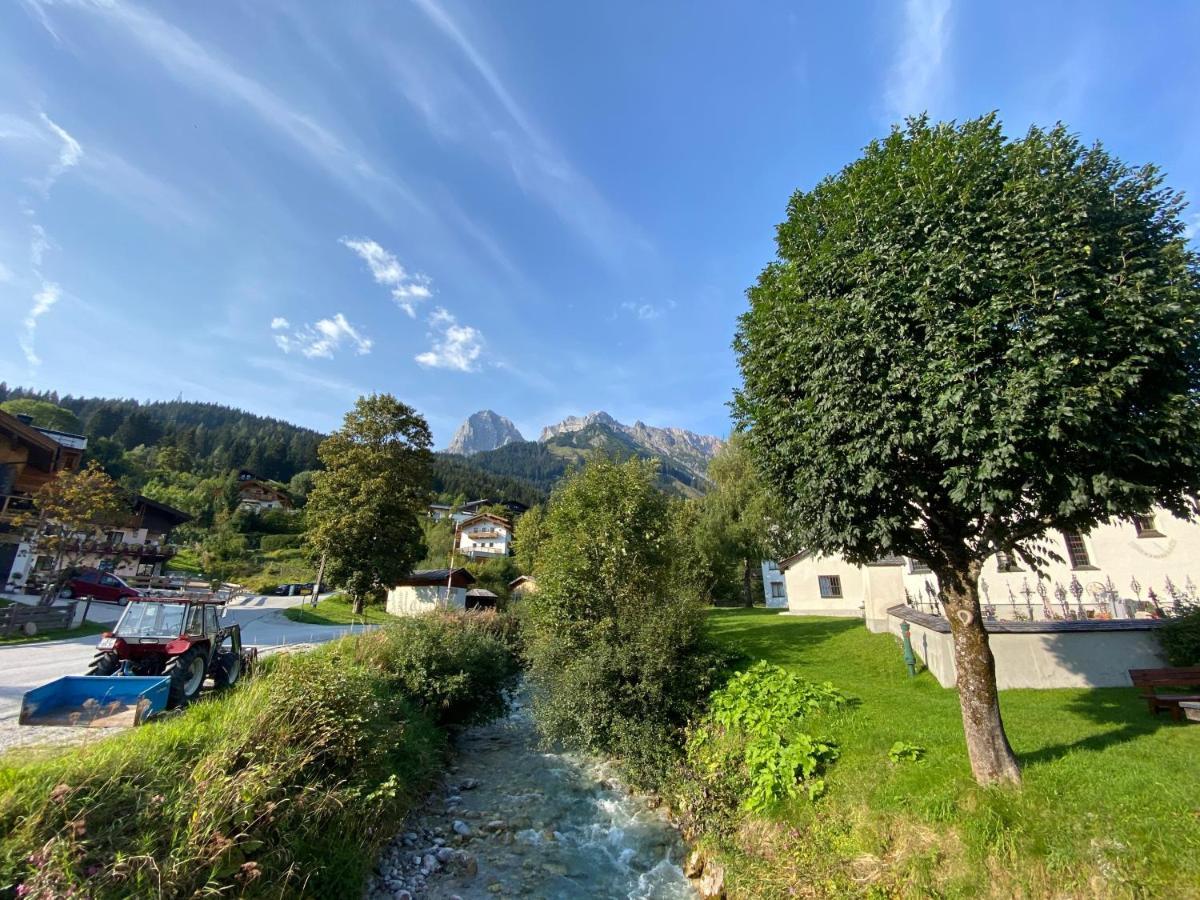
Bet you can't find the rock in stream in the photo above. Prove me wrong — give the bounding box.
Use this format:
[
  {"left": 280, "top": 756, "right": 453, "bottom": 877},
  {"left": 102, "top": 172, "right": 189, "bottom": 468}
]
[{"left": 366, "top": 692, "right": 695, "bottom": 899}]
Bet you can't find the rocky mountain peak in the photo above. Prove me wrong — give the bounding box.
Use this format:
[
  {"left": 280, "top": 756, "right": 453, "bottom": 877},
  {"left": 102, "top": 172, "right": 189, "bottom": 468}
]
[
  {"left": 538, "top": 411, "right": 723, "bottom": 480},
  {"left": 445, "top": 410, "right": 525, "bottom": 456},
  {"left": 538, "top": 411, "right": 618, "bottom": 441}
]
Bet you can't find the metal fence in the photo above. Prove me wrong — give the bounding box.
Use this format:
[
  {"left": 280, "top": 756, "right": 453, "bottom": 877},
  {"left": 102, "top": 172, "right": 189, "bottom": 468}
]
[{"left": 904, "top": 573, "right": 1199, "bottom": 623}]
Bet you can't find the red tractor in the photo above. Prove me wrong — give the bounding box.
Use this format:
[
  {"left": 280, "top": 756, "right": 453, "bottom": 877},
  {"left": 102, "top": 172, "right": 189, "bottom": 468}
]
[{"left": 87, "top": 596, "right": 255, "bottom": 708}]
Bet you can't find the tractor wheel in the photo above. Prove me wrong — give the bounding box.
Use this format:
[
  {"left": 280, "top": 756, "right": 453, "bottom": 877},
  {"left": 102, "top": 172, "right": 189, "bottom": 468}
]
[
  {"left": 210, "top": 651, "right": 242, "bottom": 690},
  {"left": 86, "top": 652, "right": 120, "bottom": 676},
  {"left": 164, "top": 647, "right": 207, "bottom": 707}
]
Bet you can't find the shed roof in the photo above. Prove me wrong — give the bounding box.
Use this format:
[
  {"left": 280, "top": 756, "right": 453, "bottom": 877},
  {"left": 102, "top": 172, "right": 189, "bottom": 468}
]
[
  {"left": 465, "top": 588, "right": 498, "bottom": 598},
  {"left": 394, "top": 568, "right": 476, "bottom": 588}
]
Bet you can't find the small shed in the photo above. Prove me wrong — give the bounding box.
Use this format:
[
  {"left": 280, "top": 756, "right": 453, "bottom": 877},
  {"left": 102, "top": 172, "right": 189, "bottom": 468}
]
[
  {"left": 386, "top": 568, "right": 476, "bottom": 616},
  {"left": 508, "top": 575, "right": 537, "bottom": 598},
  {"left": 465, "top": 588, "right": 498, "bottom": 611}
]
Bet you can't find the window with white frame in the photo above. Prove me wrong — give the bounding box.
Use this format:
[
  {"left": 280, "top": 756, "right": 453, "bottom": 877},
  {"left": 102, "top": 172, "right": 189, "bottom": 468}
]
[{"left": 770, "top": 582, "right": 785, "bottom": 599}]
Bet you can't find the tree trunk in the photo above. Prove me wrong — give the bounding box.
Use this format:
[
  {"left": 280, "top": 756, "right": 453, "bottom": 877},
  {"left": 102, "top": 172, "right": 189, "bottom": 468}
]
[
  {"left": 938, "top": 562, "right": 1022, "bottom": 786},
  {"left": 742, "top": 558, "right": 754, "bottom": 607},
  {"left": 351, "top": 593, "right": 365, "bottom": 615}
]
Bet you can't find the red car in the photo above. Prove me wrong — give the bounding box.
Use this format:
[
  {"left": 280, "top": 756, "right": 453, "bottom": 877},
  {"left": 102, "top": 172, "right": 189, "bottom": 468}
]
[{"left": 61, "top": 569, "right": 141, "bottom": 604}]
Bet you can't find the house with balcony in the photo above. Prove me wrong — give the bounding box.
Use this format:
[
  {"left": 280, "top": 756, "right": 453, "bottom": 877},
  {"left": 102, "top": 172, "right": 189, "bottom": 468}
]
[
  {"left": 236, "top": 469, "right": 293, "bottom": 511},
  {"left": 1, "top": 409, "right": 86, "bottom": 590},
  {"left": 456, "top": 513, "right": 513, "bottom": 559}
]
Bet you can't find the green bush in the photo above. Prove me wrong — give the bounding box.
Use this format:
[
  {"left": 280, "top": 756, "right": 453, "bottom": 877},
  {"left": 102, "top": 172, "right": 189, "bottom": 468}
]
[
  {"left": 680, "top": 663, "right": 846, "bottom": 829},
  {"left": 0, "top": 614, "right": 520, "bottom": 897},
  {"left": 523, "top": 457, "right": 725, "bottom": 788},
  {"left": 1158, "top": 607, "right": 1200, "bottom": 666},
  {"left": 330, "top": 611, "right": 522, "bottom": 728},
  {"left": 259, "top": 533, "right": 303, "bottom": 552}
]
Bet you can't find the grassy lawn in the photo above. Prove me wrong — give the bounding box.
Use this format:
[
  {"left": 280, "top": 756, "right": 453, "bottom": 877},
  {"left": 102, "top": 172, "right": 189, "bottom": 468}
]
[
  {"left": 0, "top": 621, "right": 108, "bottom": 646},
  {"left": 705, "top": 609, "right": 1200, "bottom": 898},
  {"left": 281, "top": 595, "right": 397, "bottom": 626},
  {"left": 164, "top": 547, "right": 202, "bottom": 572}
]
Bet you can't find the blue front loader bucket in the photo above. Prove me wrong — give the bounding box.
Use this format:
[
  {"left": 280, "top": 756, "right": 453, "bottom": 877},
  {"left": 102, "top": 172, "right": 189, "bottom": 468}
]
[{"left": 19, "top": 676, "right": 171, "bottom": 728}]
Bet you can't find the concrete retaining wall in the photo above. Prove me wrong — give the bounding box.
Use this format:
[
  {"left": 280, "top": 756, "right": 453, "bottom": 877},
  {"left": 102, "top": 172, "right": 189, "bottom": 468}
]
[{"left": 887, "top": 606, "right": 1167, "bottom": 689}]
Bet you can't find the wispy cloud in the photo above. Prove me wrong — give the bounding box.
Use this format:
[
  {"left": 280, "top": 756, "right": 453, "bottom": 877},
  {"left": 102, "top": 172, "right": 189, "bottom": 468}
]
[
  {"left": 35, "top": 112, "right": 82, "bottom": 193},
  {"left": 29, "top": 223, "right": 50, "bottom": 267},
  {"left": 272, "top": 312, "right": 372, "bottom": 359},
  {"left": 885, "top": 0, "right": 952, "bottom": 122},
  {"left": 415, "top": 307, "right": 483, "bottom": 372},
  {"left": 24, "top": 0, "right": 422, "bottom": 218},
  {"left": 397, "top": 0, "right": 651, "bottom": 267},
  {"left": 20, "top": 282, "right": 61, "bottom": 366},
  {"left": 339, "top": 236, "right": 433, "bottom": 317},
  {"left": 620, "top": 299, "right": 674, "bottom": 321},
  {"left": 0, "top": 261, "right": 13, "bottom": 283}
]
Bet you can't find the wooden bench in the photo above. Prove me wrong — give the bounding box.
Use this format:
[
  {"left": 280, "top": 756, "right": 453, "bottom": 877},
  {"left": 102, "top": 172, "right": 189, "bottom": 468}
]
[{"left": 1129, "top": 667, "right": 1200, "bottom": 720}]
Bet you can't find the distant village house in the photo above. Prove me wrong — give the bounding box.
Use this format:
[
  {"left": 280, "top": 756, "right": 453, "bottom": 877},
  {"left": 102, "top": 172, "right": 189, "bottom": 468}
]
[{"left": 236, "top": 469, "right": 293, "bottom": 511}]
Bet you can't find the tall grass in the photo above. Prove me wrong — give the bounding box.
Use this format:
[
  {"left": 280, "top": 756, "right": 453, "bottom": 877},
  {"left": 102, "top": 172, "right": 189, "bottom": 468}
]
[{"left": 0, "top": 611, "right": 519, "bottom": 898}]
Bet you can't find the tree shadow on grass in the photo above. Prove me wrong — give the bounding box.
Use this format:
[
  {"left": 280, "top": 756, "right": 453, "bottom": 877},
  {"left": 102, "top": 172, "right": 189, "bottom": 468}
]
[
  {"left": 707, "top": 609, "right": 863, "bottom": 669},
  {"left": 1018, "top": 688, "right": 1185, "bottom": 766}
]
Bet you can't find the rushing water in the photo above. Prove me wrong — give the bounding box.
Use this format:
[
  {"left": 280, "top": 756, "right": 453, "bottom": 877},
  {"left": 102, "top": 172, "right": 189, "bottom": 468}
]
[{"left": 367, "top": 691, "right": 695, "bottom": 900}]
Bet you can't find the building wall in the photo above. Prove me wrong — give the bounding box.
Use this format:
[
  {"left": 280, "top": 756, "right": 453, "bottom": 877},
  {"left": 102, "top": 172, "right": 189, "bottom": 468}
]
[
  {"left": 899, "top": 508, "right": 1200, "bottom": 617},
  {"left": 782, "top": 554, "right": 869, "bottom": 617},
  {"left": 385, "top": 584, "right": 466, "bottom": 616},
  {"left": 761, "top": 560, "right": 788, "bottom": 608}
]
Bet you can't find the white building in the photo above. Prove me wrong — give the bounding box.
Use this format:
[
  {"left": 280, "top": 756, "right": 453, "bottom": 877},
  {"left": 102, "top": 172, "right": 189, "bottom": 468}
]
[
  {"left": 779, "top": 506, "right": 1200, "bottom": 632},
  {"left": 456, "top": 513, "right": 512, "bottom": 559},
  {"left": 385, "top": 568, "right": 475, "bottom": 616},
  {"left": 761, "top": 559, "right": 788, "bottom": 607}
]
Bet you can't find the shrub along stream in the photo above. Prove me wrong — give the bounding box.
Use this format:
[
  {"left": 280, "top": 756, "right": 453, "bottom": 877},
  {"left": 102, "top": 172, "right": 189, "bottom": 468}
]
[{"left": 0, "top": 611, "right": 521, "bottom": 899}]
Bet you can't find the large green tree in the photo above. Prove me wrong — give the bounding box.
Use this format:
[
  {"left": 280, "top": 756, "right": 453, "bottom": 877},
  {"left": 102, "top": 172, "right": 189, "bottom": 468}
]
[
  {"left": 734, "top": 115, "right": 1200, "bottom": 785},
  {"left": 305, "top": 395, "right": 432, "bottom": 614},
  {"left": 523, "top": 457, "right": 717, "bottom": 785},
  {"left": 686, "top": 434, "right": 776, "bottom": 605}
]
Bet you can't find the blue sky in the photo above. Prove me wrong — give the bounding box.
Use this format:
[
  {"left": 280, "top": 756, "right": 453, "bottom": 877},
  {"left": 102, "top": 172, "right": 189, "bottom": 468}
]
[{"left": 1, "top": 1, "right": 1198, "bottom": 447}]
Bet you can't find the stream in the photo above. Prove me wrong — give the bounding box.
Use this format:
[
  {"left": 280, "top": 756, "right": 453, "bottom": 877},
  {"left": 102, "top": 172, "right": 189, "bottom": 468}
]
[{"left": 366, "top": 691, "right": 696, "bottom": 899}]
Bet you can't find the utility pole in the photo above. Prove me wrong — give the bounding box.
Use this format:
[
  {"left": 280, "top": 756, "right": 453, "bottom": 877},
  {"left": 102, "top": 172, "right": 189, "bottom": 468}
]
[
  {"left": 312, "top": 552, "right": 326, "bottom": 608},
  {"left": 445, "top": 513, "right": 460, "bottom": 609}
]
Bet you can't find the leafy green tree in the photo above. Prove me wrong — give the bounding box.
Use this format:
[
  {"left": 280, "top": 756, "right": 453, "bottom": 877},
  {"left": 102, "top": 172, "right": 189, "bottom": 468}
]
[
  {"left": 523, "top": 457, "right": 719, "bottom": 786},
  {"left": 512, "top": 503, "right": 547, "bottom": 574},
  {"left": 305, "top": 395, "right": 432, "bottom": 614},
  {"left": 0, "top": 399, "right": 82, "bottom": 433},
  {"left": 16, "top": 461, "right": 127, "bottom": 602},
  {"left": 734, "top": 115, "right": 1200, "bottom": 785},
  {"left": 688, "top": 435, "right": 775, "bottom": 606}
]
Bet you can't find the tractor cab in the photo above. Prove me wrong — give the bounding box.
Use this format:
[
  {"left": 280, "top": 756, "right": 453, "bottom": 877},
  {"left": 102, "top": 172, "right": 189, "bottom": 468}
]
[{"left": 89, "top": 596, "right": 251, "bottom": 708}]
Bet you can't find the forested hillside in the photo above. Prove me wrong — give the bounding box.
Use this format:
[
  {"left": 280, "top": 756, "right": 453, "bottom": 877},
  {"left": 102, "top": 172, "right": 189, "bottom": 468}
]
[{"left": 1, "top": 385, "right": 321, "bottom": 483}]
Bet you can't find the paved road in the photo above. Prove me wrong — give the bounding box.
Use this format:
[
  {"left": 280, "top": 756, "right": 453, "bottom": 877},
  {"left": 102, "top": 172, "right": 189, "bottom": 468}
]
[{"left": 0, "top": 593, "right": 372, "bottom": 751}]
